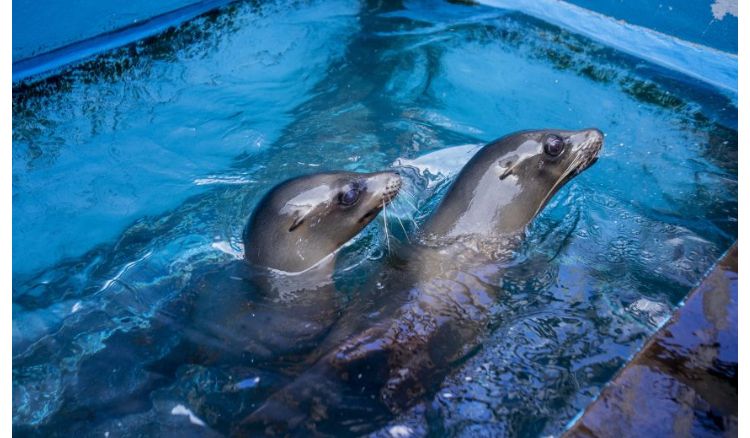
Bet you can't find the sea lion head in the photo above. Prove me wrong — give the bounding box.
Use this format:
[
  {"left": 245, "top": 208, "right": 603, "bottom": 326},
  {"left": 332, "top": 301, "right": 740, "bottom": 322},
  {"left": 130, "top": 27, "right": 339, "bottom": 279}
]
[
  {"left": 243, "top": 171, "right": 402, "bottom": 272},
  {"left": 424, "top": 128, "right": 603, "bottom": 239}
]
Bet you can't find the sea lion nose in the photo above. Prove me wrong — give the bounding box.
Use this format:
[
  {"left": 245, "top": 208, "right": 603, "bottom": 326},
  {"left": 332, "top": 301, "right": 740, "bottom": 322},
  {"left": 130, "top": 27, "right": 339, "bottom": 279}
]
[
  {"left": 580, "top": 128, "right": 604, "bottom": 146},
  {"left": 588, "top": 128, "right": 604, "bottom": 142},
  {"left": 587, "top": 129, "right": 604, "bottom": 155},
  {"left": 571, "top": 128, "right": 604, "bottom": 152}
]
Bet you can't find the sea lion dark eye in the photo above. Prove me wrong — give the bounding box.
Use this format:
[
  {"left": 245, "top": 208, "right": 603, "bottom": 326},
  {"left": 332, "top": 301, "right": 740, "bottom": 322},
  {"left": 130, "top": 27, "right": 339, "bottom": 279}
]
[
  {"left": 339, "top": 188, "right": 360, "bottom": 206},
  {"left": 544, "top": 135, "right": 565, "bottom": 157}
]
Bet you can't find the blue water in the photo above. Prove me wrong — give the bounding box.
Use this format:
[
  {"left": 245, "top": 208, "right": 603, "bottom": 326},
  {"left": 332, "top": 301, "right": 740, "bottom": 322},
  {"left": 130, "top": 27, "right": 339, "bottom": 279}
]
[{"left": 12, "top": 0, "right": 737, "bottom": 436}]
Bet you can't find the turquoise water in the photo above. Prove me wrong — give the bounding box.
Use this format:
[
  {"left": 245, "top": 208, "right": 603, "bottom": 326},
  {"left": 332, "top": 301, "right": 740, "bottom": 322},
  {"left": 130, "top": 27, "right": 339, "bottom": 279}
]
[{"left": 12, "top": 0, "right": 737, "bottom": 436}]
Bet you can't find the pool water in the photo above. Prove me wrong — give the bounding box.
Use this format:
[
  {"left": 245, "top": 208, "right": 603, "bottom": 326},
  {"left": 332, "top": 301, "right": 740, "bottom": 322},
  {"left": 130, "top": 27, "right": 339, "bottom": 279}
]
[{"left": 12, "top": 0, "right": 737, "bottom": 436}]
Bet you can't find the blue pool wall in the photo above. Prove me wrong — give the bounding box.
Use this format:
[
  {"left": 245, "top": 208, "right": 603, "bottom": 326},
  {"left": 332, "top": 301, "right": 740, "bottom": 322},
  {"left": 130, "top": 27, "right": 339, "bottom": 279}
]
[{"left": 13, "top": 0, "right": 738, "bottom": 67}]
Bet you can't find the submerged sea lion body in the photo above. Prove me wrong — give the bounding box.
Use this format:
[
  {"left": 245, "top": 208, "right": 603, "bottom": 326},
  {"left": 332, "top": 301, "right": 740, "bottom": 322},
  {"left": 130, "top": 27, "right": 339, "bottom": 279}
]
[{"left": 238, "top": 128, "right": 604, "bottom": 435}]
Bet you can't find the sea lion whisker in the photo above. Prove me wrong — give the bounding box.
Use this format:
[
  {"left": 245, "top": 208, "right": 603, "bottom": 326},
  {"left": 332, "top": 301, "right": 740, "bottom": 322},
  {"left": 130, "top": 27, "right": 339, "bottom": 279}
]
[
  {"left": 410, "top": 219, "right": 420, "bottom": 231},
  {"left": 393, "top": 198, "right": 406, "bottom": 215},
  {"left": 382, "top": 199, "right": 391, "bottom": 256},
  {"left": 408, "top": 214, "right": 421, "bottom": 231},
  {"left": 399, "top": 194, "right": 421, "bottom": 230},
  {"left": 401, "top": 190, "right": 421, "bottom": 212},
  {"left": 398, "top": 192, "right": 422, "bottom": 231},
  {"left": 394, "top": 210, "right": 411, "bottom": 244},
  {"left": 396, "top": 198, "right": 414, "bottom": 222},
  {"left": 535, "top": 162, "right": 578, "bottom": 218},
  {"left": 394, "top": 197, "right": 420, "bottom": 232}
]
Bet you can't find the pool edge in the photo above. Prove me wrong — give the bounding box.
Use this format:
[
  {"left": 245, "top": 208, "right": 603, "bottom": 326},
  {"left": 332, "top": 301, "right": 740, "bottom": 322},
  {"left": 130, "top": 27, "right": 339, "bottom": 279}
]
[{"left": 562, "top": 242, "right": 738, "bottom": 437}]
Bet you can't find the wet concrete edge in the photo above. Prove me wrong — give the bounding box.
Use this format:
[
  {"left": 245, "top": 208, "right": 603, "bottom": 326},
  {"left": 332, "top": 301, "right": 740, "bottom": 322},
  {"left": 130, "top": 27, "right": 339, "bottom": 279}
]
[{"left": 563, "top": 243, "right": 738, "bottom": 437}]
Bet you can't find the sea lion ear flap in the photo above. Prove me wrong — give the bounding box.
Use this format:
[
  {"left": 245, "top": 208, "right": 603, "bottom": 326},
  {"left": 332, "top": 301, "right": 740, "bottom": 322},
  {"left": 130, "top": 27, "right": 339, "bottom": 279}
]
[
  {"left": 498, "top": 159, "right": 514, "bottom": 181},
  {"left": 287, "top": 205, "right": 316, "bottom": 232},
  {"left": 288, "top": 211, "right": 306, "bottom": 232},
  {"left": 499, "top": 168, "right": 513, "bottom": 181}
]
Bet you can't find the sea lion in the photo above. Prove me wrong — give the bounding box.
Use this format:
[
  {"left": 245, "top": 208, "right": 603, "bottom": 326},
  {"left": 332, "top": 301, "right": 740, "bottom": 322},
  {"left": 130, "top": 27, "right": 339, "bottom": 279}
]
[
  {"left": 236, "top": 128, "right": 604, "bottom": 435},
  {"left": 178, "top": 170, "right": 403, "bottom": 365}
]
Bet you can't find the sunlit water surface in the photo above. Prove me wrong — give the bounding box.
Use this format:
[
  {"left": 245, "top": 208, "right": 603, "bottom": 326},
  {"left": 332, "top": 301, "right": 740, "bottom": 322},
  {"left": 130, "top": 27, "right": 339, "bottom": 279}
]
[{"left": 13, "top": 0, "right": 737, "bottom": 436}]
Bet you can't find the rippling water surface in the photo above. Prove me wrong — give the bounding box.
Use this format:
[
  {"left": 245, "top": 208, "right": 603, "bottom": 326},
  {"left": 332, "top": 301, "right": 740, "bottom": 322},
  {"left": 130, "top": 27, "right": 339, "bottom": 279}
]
[{"left": 12, "top": 0, "right": 737, "bottom": 436}]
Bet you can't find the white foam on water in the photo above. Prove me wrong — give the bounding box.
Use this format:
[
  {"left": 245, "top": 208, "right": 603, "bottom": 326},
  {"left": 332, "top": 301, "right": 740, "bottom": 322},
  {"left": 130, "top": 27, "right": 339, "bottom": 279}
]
[
  {"left": 393, "top": 143, "right": 482, "bottom": 188},
  {"left": 389, "top": 425, "right": 414, "bottom": 438},
  {"left": 170, "top": 404, "right": 206, "bottom": 427}
]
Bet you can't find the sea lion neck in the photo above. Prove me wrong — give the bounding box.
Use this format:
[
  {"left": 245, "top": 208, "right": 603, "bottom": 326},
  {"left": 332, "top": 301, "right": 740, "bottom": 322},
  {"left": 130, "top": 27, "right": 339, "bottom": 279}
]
[
  {"left": 420, "top": 135, "right": 532, "bottom": 240},
  {"left": 249, "top": 251, "right": 338, "bottom": 302}
]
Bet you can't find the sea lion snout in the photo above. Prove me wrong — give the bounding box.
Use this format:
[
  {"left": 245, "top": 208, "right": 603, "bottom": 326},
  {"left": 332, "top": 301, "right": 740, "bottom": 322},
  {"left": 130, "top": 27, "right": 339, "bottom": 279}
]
[
  {"left": 580, "top": 128, "right": 604, "bottom": 151},
  {"left": 367, "top": 171, "right": 402, "bottom": 203},
  {"left": 568, "top": 128, "right": 604, "bottom": 175},
  {"left": 383, "top": 172, "right": 402, "bottom": 202}
]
